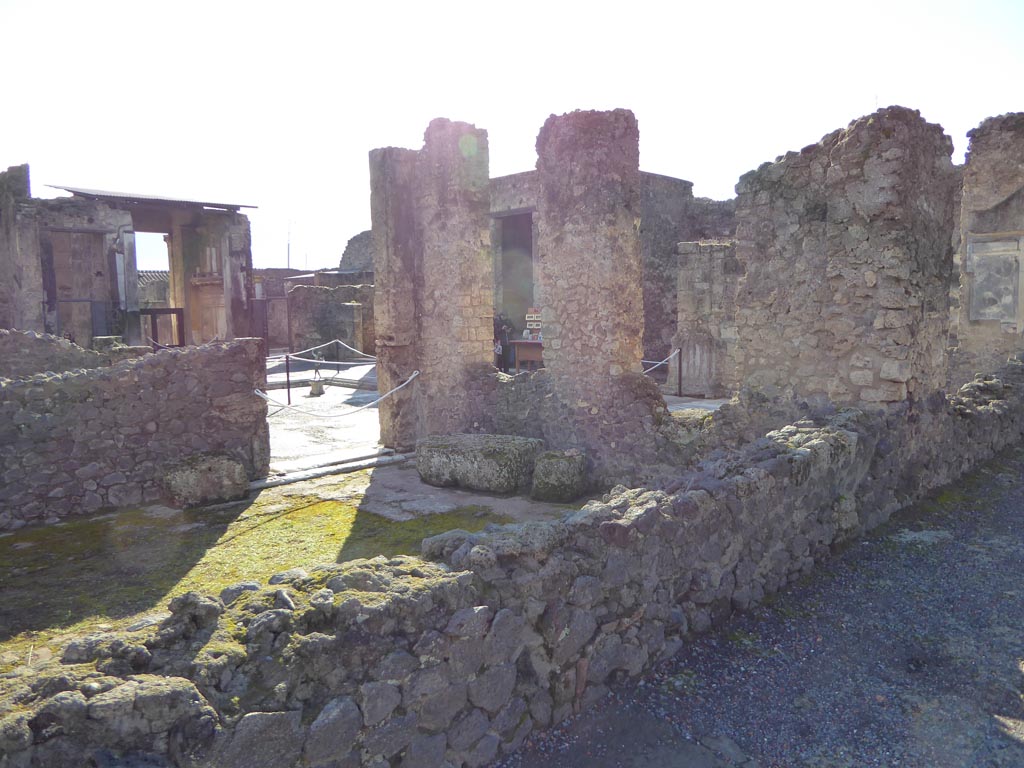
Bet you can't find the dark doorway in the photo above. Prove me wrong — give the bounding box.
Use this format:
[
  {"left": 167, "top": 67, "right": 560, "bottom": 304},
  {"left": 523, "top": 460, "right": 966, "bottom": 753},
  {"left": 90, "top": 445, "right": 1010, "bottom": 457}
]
[{"left": 498, "top": 213, "right": 533, "bottom": 333}]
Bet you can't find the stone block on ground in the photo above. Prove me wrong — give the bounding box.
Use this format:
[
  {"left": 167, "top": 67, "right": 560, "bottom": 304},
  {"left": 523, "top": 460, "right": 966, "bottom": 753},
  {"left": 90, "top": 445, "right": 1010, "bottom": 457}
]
[
  {"left": 161, "top": 454, "right": 249, "bottom": 508},
  {"left": 416, "top": 434, "right": 544, "bottom": 494},
  {"left": 530, "top": 449, "right": 587, "bottom": 502}
]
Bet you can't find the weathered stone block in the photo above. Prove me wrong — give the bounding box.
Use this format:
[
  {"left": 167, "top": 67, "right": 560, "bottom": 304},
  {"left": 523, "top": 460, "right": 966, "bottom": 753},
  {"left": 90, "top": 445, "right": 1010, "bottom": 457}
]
[
  {"left": 360, "top": 681, "right": 402, "bottom": 727},
  {"left": 161, "top": 454, "right": 249, "bottom": 508},
  {"left": 215, "top": 711, "right": 304, "bottom": 768},
  {"left": 304, "top": 696, "right": 361, "bottom": 765},
  {"left": 364, "top": 713, "right": 419, "bottom": 759},
  {"left": 401, "top": 732, "right": 447, "bottom": 768},
  {"left": 416, "top": 434, "right": 543, "bottom": 493},
  {"left": 467, "top": 663, "right": 516, "bottom": 714},
  {"left": 530, "top": 449, "right": 587, "bottom": 502}
]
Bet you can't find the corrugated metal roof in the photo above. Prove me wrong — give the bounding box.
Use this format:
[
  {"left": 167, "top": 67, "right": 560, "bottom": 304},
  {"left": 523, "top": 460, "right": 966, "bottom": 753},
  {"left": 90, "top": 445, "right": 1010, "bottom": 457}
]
[
  {"left": 138, "top": 270, "right": 169, "bottom": 286},
  {"left": 47, "top": 185, "right": 256, "bottom": 211}
]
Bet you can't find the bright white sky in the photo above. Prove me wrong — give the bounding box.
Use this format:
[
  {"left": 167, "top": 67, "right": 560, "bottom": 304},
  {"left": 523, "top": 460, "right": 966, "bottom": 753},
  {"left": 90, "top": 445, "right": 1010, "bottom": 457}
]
[{"left": 2, "top": 0, "right": 1022, "bottom": 271}]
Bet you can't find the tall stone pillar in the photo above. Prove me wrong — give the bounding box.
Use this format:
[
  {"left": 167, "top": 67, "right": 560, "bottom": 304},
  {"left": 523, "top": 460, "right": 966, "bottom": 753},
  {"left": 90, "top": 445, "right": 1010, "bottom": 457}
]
[
  {"left": 415, "top": 120, "right": 494, "bottom": 438},
  {"left": 534, "top": 109, "right": 673, "bottom": 480},
  {"left": 535, "top": 109, "right": 644, "bottom": 384},
  {"left": 370, "top": 120, "right": 493, "bottom": 450},
  {"left": 370, "top": 147, "right": 421, "bottom": 450}
]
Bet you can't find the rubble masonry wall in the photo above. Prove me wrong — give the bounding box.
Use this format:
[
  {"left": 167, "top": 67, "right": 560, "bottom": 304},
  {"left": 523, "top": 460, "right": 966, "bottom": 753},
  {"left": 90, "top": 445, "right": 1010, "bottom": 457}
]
[
  {"left": 286, "top": 285, "right": 367, "bottom": 359},
  {"left": 5, "top": 362, "right": 1023, "bottom": 767},
  {"left": 0, "top": 165, "right": 36, "bottom": 331},
  {"left": 639, "top": 177, "right": 737, "bottom": 363},
  {"left": 489, "top": 169, "right": 735, "bottom": 364},
  {"left": 0, "top": 339, "right": 269, "bottom": 531},
  {"left": 733, "top": 106, "right": 958, "bottom": 406},
  {"left": 639, "top": 172, "right": 694, "bottom": 362},
  {"left": 0, "top": 329, "right": 147, "bottom": 379}
]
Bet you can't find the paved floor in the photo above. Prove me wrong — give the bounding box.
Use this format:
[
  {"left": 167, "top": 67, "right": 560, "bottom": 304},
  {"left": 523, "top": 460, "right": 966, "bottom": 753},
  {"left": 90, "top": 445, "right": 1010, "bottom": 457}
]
[
  {"left": 664, "top": 395, "right": 730, "bottom": 413},
  {"left": 266, "top": 356, "right": 377, "bottom": 390},
  {"left": 266, "top": 383, "right": 382, "bottom": 474},
  {"left": 264, "top": 378, "right": 728, "bottom": 476},
  {"left": 260, "top": 378, "right": 728, "bottom": 530}
]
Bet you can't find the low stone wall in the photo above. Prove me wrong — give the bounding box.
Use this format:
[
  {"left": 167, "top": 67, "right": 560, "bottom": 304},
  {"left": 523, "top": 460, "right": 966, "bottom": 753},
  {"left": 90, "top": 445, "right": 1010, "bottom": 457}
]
[
  {"left": 0, "top": 329, "right": 149, "bottom": 379},
  {"left": 4, "top": 362, "right": 1023, "bottom": 767},
  {"left": 0, "top": 339, "right": 269, "bottom": 530}
]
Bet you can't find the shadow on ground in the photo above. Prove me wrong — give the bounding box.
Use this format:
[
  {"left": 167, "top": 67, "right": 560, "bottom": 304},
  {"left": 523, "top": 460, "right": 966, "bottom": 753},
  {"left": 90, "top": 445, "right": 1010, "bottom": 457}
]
[
  {"left": 0, "top": 460, "right": 567, "bottom": 671},
  {"left": 0, "top": 502, "right": 249, "bottom": 642}
]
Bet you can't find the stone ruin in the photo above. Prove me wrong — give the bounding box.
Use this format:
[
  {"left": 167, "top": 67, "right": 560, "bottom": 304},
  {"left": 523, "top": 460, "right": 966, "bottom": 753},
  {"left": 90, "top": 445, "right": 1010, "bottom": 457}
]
[
  {"left": 5, "top": 107, "right": 1024, "bottom": 768},
  {"left": 0, "top": 330, "right": 269, "bottom": 530},
  {"left": 948, "top": 113, "right": 1024, "bottom": 386},
  {"left": 372, "top": 111, "right": 704, "bottom": 484},
  {"left": 370, "top": 105, "right": 1022, "bottom": 488},
  {"left": 731, "top": 107, "right": 959, "bottom": 406},
  {"left": 0, "top": 166, "right": 255, "bottom": 349}
]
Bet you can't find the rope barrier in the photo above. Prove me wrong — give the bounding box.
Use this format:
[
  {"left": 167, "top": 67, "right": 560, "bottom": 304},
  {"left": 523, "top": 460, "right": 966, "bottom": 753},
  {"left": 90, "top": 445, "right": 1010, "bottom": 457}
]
[
  {"left": 283, "top": 354, "right": 376, "bottom": 366},
  {"left": 334, "top": 339, "right": 376, "bottom": 360},
  {"left": 147, "top": 336, "right": 174, "bottom": 351},
  {"left": 255, "top": 370, "right": 420, "bottom": 418},
  {"left": 266, "top": 338, "right": 376, "bottom": 364},
  {"left": 642, "top": 348, "right": 680, "bottom": 375}
]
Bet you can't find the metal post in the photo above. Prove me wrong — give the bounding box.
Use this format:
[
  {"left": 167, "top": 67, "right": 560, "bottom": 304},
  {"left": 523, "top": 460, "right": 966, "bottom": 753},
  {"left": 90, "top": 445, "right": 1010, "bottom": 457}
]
[
  {"left": 285, "top": 354, "right": 292, "bottom": 405},
  {"left": 677, "top": 347, "right": 683, "bottom": 397}
]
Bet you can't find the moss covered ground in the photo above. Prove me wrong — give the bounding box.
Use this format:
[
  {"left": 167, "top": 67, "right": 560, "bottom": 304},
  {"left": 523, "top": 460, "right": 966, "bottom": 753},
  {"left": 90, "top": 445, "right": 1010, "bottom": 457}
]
[{"left": 0, "top": 469, "right": 511, "bottom": 672}]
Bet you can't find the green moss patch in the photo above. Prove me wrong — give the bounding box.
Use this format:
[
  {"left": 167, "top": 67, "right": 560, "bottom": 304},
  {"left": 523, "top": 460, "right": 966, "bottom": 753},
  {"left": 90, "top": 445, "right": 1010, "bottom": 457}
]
[{"left": 0, "top": 475, "right": 508, "bottom": 669}]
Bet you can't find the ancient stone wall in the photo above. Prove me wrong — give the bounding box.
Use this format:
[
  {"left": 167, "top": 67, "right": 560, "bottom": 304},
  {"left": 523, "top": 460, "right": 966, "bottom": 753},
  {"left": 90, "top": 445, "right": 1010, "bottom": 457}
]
[
  {"left": 370, "top": 120, "right": 496, "bottom": 450},
  {"left": 666, "top": 240, "right": 741, "bottom": 397},
  {"left": 0, "top": 165, "right": 33, "bottom": 331},
  {"left": 489, "top": 171, "right": 539, "bottom": 216},
  {"left": 336, "top": 284, "right": 374, "bottom": 355},
  {"left": 0, "top": 329, "right": 149, "bottom": 379},
  {"left": 488, "top": 169, "right": 734, "bottom": 364},
  {"left": 286, "top": 285, "right": 369, "bottom": 358},
  {"left": 2, "top": 190, "right": 136, "bottom": 346},
  {"left": 0, "top": 339, "right": 269, "bottom": 531},
  {"left": 640, "top": 173, "right": 695, "bottom": 361},
  {"left": 339, "top": 230, "right": 375, "bottom": 272},
  {"left": 948, "top": 113, "right": 1024, "bottom": 387},
  {"left": 685, "top": 197, "right": 736, "bottom": 240},
  {"left": 6, "top": 358, "right": 1024, "bottom": 767},
  {"left": 223, "top": 214, "right": 255, "bottom": 341},
  {"left": 733, "top": 107, "right": 958, "bottom": 406}
]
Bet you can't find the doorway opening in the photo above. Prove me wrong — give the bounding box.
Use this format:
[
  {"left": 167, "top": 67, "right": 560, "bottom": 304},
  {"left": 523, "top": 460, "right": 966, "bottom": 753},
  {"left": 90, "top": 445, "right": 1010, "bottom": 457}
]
[
  {"left": 495, "top": 212, "right": 534, "bottom": 335},
  {"left": 135, "top": 231, "right": 183, "bottom": 346}
]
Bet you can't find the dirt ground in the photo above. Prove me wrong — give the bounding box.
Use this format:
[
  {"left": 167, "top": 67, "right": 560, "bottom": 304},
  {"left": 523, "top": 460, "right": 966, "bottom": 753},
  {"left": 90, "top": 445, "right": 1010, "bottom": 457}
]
[{"left": 497, "top": 447, "right": 1024, "bottom": 768}]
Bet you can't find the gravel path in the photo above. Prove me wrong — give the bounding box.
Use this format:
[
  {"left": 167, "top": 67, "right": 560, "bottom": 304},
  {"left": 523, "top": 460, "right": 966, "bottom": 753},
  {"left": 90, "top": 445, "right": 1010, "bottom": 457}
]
[{"left": 497, "top": 447, "right": 1024, "bottom": 768}]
